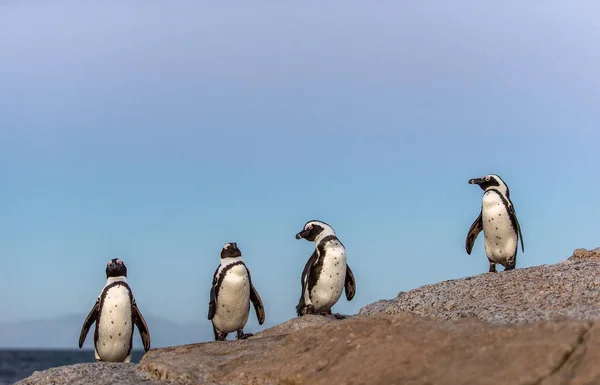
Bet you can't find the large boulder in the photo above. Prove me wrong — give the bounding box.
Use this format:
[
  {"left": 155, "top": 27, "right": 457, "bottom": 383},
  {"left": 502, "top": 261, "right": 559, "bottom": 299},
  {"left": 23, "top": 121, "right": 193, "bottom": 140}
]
[
  {"left": 568, "top": 247, "right": 600, "bottom": 262},
  {"left": 359, "top": 253, "right": 600, "bottom": 324},
  {"left": 16, "top": 314, "right": 600, "bottom": 385},
  {"left": 137, "top": 313, "right": 599, "bottom": 385},
  {"left": 13, "top": 362, "right": 162, "bottom": 385}
]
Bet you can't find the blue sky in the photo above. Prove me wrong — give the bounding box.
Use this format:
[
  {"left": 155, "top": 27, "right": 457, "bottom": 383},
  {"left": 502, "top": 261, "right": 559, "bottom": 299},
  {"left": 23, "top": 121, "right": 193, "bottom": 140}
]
[{"left": 1, "top": 0, "right": 599, "bottom": 342}]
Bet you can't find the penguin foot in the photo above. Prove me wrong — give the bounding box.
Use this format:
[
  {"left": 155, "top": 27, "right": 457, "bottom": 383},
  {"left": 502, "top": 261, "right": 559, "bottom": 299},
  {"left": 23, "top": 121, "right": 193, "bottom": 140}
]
[
  {"left": 319, "top": 311, "right": 346, "bottom": 319},
  {"left": 216, "top": 331, "right": 227, "bottom": 341},
  {"left": 305, "top": 304, "right": 315, "bottom": 314},
  {"left": 488, "top": 263, "right": 497, "bottom": 273},
  {"left": 236, "top": 329, "right": 253, "bottom": 340}
]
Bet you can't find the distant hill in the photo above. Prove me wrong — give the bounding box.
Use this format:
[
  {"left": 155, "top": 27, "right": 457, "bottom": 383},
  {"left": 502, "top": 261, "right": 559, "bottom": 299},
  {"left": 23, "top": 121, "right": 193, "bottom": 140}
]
[
  {"left": 0, "top": 314, "right": 212, "bottom": 349},
  {"left": 0, "top": 312, "right": 279, "bottom": 349}
]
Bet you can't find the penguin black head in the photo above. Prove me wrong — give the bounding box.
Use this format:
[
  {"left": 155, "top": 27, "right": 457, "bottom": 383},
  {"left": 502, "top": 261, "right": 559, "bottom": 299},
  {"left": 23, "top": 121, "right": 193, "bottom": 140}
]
[
  {"left": 106, "top": 258, "right": 127, "bottom": 278},
  {"left": 468, "top": 174, "right": 510, "bottom": 197},
  {"left": 295, "top": 220, "right": 335, "bottom": 242},
  {"left": 221, "top": 242, "right": 242, "bottom": 259}
]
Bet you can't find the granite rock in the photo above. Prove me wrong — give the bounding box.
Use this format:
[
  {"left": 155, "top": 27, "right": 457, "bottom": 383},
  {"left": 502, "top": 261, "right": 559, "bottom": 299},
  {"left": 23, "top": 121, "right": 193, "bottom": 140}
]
[
  {"left": 359, "top": 250, "right": 600, "bottom": 324},
  {"left": 14, "top": 362, "right": 162, "bottom": 385},
  {"left": 139, "top": 313, "right": 598, "bottom": 385},
  {"left": 568, "top": 247, "right": 600, "bottom": 262}
]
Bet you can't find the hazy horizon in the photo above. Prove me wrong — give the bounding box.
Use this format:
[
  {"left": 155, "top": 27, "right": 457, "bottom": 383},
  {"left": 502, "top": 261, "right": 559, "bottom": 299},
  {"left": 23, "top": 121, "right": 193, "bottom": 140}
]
[{"left": 1, "top": 1, "right": 599, "bottom": 348}]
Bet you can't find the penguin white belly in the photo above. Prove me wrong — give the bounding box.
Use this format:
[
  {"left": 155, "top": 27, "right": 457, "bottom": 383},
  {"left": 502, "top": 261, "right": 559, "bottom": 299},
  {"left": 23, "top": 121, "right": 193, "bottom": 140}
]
[
  {"left": 481, "top": 192, "right": 518, "bottom": 265},
  {"left": 95, "top": 285, "right": 134, "bottom": 362},
  {"left": 310, "top": 246, "right": 346, "bottom": 313},
  {"left": 213, "top": 265, "right": 251, "bottom": 333}
]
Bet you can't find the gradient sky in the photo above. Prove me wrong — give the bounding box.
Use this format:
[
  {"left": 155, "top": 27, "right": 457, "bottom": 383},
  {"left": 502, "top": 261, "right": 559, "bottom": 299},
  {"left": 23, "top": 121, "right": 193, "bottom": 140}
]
[{"left": 1, "top": 0, "right": 599, "bottom": 338}]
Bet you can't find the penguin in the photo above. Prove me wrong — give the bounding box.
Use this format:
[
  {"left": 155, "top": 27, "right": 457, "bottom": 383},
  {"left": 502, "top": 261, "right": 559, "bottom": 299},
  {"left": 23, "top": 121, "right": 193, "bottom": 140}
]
[
  {"left": 78, "top": 258, "right": 150, "bottom": 362},
  {"left": 295, "top": 220, "right": 356, "bottom": 318},
  {"left": 465, "top": 174, "right": 525, "bottom": 273},
  {"left": 208, "top": 242, "right": 265, "bottom": 341}
]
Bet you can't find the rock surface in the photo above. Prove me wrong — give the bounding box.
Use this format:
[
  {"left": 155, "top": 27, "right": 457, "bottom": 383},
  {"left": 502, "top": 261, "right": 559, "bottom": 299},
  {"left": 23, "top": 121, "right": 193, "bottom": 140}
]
[
  {"left": 15, "top": 248, "right": 600, "bottom": 385},
  {"left": 569, "top": 247, "right": 600, "bottom": 262},
  {"left": 14, "top": 362, "right": 163, "bottom": 385},
  {"left": 138, "top": 313, "right": 599, "bottom": 385},
  {"left": 359, "top": 256, "right": 600, "bottom": 324}
]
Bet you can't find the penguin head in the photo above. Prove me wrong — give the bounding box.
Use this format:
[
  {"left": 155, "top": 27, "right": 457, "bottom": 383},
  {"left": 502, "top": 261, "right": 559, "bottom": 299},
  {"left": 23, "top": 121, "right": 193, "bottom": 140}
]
[
  {"left": 106, "top": 258, "right": 127, "bottom": 278},
  {"left": 468, "top": 174, "right": 510, "bottom": 197},
  {"left": 221, "top": 242, "right": 242, "bottom": 259},
  {"left": 295, "top": 220, "right": 335, "bottom": 242}
]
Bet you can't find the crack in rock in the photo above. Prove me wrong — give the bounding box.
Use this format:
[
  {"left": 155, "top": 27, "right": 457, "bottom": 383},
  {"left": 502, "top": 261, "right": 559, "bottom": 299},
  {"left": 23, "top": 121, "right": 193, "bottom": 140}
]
[{"left": 534, "top": 321, "right": 594, "bottom": 385}]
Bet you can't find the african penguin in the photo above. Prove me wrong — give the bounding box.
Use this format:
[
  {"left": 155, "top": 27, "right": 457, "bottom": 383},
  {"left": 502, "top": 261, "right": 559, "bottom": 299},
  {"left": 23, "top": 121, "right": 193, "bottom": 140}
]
[
  {"left": 295, "top": 220, "right": 356, "bottom": 319},
  {"left": 208, "top": 242, "right": 265, "bottom": 341},
  {"left": 465, "top": 174, "right": 525, "bottom": 273},
  {"left": 78, "top": 258, "right": 150, "bottom": 362}
]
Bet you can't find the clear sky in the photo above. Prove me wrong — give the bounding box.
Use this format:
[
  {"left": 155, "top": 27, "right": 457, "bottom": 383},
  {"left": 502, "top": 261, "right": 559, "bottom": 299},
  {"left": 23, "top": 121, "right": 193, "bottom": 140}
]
[{"left": 1, "top": 0, "right": 599, "bottom": 336}]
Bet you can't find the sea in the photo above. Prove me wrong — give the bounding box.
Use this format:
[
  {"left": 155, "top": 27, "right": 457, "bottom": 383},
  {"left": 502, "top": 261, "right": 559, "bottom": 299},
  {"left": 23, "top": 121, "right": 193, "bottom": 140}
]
[{"left": 0, "top": 349, "right": 146, "bottom": 385}]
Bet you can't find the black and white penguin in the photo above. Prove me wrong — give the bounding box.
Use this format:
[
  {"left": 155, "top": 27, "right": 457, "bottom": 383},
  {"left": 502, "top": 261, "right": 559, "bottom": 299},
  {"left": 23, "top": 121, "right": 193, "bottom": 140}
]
[
  {"left": 208, "top": 242, "right": 265, "bottom": 341},
  {"left": 78, "top": 258, "right": 150, "bottom": 362},
  {"left": 295, "top": 220, "right": 356, "bottom": 318},
  {"left": 466, "top": 174, "right": 525, "bottom": 273}
]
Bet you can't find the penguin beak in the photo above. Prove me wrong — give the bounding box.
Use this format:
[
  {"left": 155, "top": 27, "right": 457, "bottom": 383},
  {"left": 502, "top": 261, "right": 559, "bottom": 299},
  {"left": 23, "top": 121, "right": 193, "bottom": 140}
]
[
  {"left": 468, "top": 178, "right": 485, "bottom": 185},
  {"left": 296, "top": 229, "right": 310, "bottom": 239}
]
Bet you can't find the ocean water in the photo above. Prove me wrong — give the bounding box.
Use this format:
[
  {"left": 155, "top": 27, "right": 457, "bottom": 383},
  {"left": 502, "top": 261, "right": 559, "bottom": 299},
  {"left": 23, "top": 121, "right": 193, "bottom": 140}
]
[{"left": 0, "top": 349, "right": 146, "bottom": 385}]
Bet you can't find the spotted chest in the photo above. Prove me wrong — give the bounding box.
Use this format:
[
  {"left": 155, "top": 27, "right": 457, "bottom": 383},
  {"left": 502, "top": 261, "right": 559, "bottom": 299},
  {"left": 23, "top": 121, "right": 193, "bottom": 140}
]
[
  {"left": 308, "top": 241, "right": 347, "bottom": 313},
  {"left": 213, "top": 262, "right": 251, "bottom": 333},
  {"left": 95, "top": 283, "right": 134, "bottom": 362},
  {"left": 481, "top": 190, "right": 518, "bottom": 264}
]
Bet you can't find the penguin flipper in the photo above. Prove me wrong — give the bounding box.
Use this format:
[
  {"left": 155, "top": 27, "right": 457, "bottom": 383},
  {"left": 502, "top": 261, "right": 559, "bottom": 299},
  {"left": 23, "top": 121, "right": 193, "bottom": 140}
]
[
  {"left": 465, "top": 210, "right": 483, "bottom": 255},
  {"left": 132, "top": 301, "right": 151, "bottom": 352},
  {"left": 208, "top": 288, "right": 216, "bottom": 320},
  {"left": 297, "top": 250, "right": 318, "bottom": 316},
  {"left": 509, "top": 205, "right": 525, "bottom": 253},
  {"left": 344, "top": 264, "right": 356, "bottom": 301},
  {"left": 245, "top": 266, "right": 266, "bottom": 325},
  {"left": 295, "top": 298, "right": 305, "bottom": 317},
  {"left": 78, "top": 299, "right": 99, "bottom": 348},
  {"left": 300, "top": 250, "right": 318, "bottom": 287},
  {"left": 208, "top": 266, "right": 219, "bottom": 320}
]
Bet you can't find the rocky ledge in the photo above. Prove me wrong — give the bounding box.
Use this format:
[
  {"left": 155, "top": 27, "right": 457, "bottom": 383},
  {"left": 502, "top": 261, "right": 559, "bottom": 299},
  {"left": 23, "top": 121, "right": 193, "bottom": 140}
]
[
  {"left": 17, "top": 248, "right": 600, "bottom": 385},
  {"left": 359, "top": 248, "right": 600, "bottom": 323}
]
